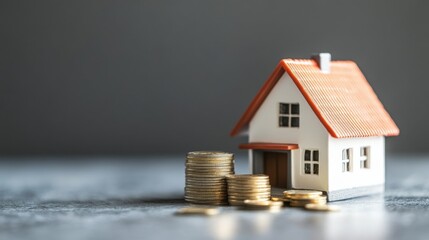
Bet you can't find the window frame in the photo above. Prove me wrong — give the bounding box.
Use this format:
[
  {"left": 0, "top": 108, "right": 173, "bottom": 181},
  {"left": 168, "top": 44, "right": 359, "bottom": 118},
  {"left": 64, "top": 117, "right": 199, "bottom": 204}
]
[
  {"left": 278, "top": 103, "right": 300, "bottom": 128},
  {"left": 303, "top": 149, "right": 319, "bottom": 175},
  {"left": 341, "top": 148, "right": 352, "bottom": 172},
  {"left": 360, "top": 146, "right": 370, "bottom": 169}
]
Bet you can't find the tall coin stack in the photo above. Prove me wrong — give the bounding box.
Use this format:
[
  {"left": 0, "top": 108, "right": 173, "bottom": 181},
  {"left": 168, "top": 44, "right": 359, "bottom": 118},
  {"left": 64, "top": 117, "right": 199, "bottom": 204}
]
[
  {"left": 226, "top": 174, "right": 271, "bottom": 206},
  {"left": 185, "top": 151, "right": 234, "bottom": 205}
]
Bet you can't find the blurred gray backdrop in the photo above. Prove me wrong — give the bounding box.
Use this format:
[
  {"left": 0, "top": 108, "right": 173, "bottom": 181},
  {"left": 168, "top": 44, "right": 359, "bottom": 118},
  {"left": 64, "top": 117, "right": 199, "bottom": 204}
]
[{"left": 0, "top": 0, "right": 427, "bottom": 155}]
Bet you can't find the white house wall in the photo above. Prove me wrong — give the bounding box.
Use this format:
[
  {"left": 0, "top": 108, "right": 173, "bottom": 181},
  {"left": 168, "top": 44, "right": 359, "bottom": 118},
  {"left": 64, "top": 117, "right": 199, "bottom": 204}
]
[
  {"left": 328, "top": 136, "right": 385, "bottom": 192},
  {"left": 249, "top": 73, "right": 329, "bottom": 191}
]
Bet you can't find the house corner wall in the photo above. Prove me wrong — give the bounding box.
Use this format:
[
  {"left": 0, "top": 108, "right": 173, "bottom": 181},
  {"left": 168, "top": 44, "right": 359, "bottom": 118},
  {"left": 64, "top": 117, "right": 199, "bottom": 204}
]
[{"left": 328, "top": 136, "right": 385, "bottom": 192}]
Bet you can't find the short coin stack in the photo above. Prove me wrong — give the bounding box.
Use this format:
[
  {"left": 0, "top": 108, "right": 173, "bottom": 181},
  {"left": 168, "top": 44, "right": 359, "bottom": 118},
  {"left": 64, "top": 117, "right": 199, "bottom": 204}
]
[
  {"left": 283, "top": 190, "right": 327, "bottom": 207},
  {"left": 226, "top": 174, "right": 271, "bottom": 206},
  {"left": 185, "top": 151, "right": 234, "bottom": 205}
]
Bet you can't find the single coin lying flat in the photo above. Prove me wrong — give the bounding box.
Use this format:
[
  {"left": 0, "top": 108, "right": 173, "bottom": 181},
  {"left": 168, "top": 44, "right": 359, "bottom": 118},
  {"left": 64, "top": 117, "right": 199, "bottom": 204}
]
[
  {"left": 175, "top": 206, "right": 220, "bottom": 216},
  {"left": 304, "top": 203, "right": 341, "bottom": 212}
]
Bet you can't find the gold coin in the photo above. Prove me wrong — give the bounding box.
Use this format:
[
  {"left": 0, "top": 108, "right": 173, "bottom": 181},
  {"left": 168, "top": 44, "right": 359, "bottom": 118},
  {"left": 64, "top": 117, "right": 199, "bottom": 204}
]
[
  {"left": 186, "top": 180, "right": 227, "bottom": 184},
  {"left": 228, "top": 197, "right": 271, "bottom": 201},
  {"left": 185, "top": 193, "right": 227, "bottom": 201},
  {"left": 227, "top": 180, "right": 269, "bottom": 184},
  {"left": 187, "top": 151, "right": 233, "bottom": 158},
  {"left": 185, "top": 187, "right": 227, "bottom": 194},
  {"left": 186, "top": 158, "right": 233, "bottom": 162},
  {"left": 243, "top": 199, "right": 270, "bottom": 206},
  {"left": 185, "top": 196, "right": 227, "bottom": 201},
  {"left": 228, "top": 193, "right": 271, "bottom": 197},
  {"left": 287, "top": 195, "right": 326, "bottom": 201},
  {"left": 186, "top": 165, "right": 233, "bottom": 169},
  {"left": 228, "top": 194, "right": 271, "bottom": 198},
  {"left": 185, "top": 193, "right": 227, "bottom": 200},
  {"left": 185, "top": 181, "right": 226, "bottom": 186},
  {"left": 227, "top": 182, "right": 270, "bottom": 186},
  {"left": 175, "top": 206, "right": 219, "bottom": 216},
  {"left": 185, "top": 201, "right": 228, "bottom": 206},
  {"left": 228, "top": 191, "right": 270, "bottom": 194},
  {"left": 228, "top": 196, "right": 271, "bottom": 201},
  {"left": 227, "top": 181, "right": 269, "bottom": 185},
  {"left": 186, "top": 173, "right": 231, "bottom": 178},
  {"left": 242, "top": 200, "right": 284, "bottom": 209},
  {"left": 186, "top": 158, "right": 233, "bottom": 161},
  {"left": 186, "top": 174, "right": 233, "bottom": 177},
  {"left": 283, "top": 190, "right": 323, "bottom": 198},
  {"left": 185, "top": 194, "right": 227, "bottom": 201},
  {"left": 289, "top": 201, "right": 307, "bottom": 207},
  {"left": 227, "top": 187, "right": 271, "bottom": 191},
  {"left": 186, "top": 183, "right": 227, "bottom": 188},
  {"left": 185, "top": 188, "right": 227, "bottom": 192},
  {"left": 184, "top": 197, "right": 227, "bottom": 201},
  {"left": 226, "top": 174, "right": 268, "bottom": 178},
  {"left": 288, "top": 195, "right": 327, "bottom": 202},
  {"left": 185, "top": 189, "right": 227, "bottom": 193},
  {"left": 185, "top": 188, "right": 227, "bottom": 193},
  {"left": 185, "top": 169, "right": 234, "bottom": 173},
  {"left": 304, "top": 204, "right": 340, "bottom": 212},
  {"left": 271, "top": 197, "right": 291, "bottom": 202},
  {"left": 186, "top": 176, "right": 226, "bottom": 180},
  {"left": 186, "top": 163, "right": 232, "bottom": 165},
  {"left": 186, "top": 158, "right": 234, "bottom": 162}
]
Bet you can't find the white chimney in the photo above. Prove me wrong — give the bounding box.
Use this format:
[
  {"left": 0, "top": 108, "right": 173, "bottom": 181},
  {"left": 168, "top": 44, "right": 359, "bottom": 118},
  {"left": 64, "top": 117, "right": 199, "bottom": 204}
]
[{"left": 312, "top": 53, "right": 331, "bottom": 73}]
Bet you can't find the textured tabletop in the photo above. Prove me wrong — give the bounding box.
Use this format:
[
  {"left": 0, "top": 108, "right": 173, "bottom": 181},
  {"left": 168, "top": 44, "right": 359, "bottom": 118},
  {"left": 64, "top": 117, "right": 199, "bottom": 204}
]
[{"left": 0, "top": 155, "right": 428, "bottom": 240}]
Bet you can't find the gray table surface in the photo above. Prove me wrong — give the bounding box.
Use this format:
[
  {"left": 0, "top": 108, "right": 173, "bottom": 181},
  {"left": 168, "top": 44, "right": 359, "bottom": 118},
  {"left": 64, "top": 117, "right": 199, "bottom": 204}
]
[{"left": 0, "top": 154, "right": 428, "bottom": 240}]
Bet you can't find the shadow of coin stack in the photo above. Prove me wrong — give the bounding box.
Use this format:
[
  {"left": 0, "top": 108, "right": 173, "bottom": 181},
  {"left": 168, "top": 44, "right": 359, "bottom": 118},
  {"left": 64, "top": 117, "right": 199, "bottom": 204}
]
[
  {"left": 226, "top": 174, "right": 271, "bottom": 206},
  {"left": 184, "top": 151, "right": 234, "bottom": 205}
]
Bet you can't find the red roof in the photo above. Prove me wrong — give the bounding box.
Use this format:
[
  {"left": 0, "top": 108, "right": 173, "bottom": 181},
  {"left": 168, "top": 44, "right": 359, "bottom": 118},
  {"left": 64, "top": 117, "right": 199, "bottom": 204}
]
[{"left": 230, "top": 59, "right": 400, "bottom": 138}]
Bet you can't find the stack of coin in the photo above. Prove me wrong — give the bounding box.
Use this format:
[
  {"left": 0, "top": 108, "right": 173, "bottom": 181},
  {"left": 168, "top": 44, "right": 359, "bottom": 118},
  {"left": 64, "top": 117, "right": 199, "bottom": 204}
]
[
  {"left": 283, "top": 190, "right": 327, "bottom": 207},
  {"left": 185, "top": 151, "right": 234, "bottom": 205},
  {"left": 226, "top": 174, "right": 271, "bottom": 206}
]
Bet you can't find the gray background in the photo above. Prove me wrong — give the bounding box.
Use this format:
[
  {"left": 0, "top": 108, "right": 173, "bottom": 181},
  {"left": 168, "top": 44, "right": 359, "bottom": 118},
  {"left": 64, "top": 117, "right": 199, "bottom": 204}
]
[{"left": 0, "top": 0, "right": 427, "bottom": 156}]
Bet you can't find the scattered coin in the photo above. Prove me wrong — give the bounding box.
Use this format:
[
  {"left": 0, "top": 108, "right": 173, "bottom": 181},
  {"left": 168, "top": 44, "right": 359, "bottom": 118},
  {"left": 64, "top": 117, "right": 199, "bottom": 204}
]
[
  {"left": 240, "top": 199, "right": 284, "bottom": 211},
  {"left": 283, "top": 190, "right": 323, "bottom": 199},
  {"left": 184, "top": 151, "right": 234, "bottom": 205},
  {"left": 175, "top": 206, "right": 220, "bottom": 216},
  {"left": 283, "top": 189, "right": 328, "bottom": 207},
  {"left": 304, "top": 204, "right": 341, "bottom": 212}
]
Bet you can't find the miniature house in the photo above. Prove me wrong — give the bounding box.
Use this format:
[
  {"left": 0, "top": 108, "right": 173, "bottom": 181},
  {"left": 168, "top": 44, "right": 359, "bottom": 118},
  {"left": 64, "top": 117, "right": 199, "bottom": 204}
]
[{"left": 230, "top": 53, "right": 399, "bottom": 201}]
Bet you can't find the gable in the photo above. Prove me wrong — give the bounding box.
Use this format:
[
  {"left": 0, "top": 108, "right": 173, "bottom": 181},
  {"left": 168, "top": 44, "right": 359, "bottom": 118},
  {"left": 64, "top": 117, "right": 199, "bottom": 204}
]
[
  {"left": 248, "top": 72, "right": 328, "bottom": 144},
  {"left": 231, "top": 59, "right": 400, "bottom": 138}
]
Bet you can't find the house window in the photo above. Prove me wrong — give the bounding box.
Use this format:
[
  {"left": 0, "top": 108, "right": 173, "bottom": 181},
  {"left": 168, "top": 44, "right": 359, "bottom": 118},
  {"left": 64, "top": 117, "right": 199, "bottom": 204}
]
[
  {"left": 360, "top": 147, "right": 370, "bottom": 169},
  {"left": 304, "top": 150, "right": 319, "bottom": 175},
  {"left": 279, "top": 103, "right": 299, "bottom": 128},
  {"left": 342, "top": 148, "right": 352, "bottom": 172}
]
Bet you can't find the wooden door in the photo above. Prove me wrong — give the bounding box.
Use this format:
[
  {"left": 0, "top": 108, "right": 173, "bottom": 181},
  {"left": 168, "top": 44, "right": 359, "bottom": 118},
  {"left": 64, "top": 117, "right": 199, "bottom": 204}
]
[{"left": 263, "top": 152, "right": 288, "bottom": 188}]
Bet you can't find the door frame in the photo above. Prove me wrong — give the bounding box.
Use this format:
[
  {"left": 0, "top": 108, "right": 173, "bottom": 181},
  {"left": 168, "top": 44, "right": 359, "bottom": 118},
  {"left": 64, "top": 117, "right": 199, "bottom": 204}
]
[{"left": 252, "top": 150, "right": 292, "bottom": 189}]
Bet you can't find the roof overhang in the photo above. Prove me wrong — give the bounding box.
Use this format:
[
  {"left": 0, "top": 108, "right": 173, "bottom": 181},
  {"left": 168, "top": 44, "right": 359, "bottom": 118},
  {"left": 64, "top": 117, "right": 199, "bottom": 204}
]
[{"left": 239, "top": 142, "right": 299, "bottom": 151}]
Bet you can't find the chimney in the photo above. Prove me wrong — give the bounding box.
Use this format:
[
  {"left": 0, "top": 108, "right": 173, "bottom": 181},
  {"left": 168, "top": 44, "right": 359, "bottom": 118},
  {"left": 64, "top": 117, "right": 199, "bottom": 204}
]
[{"left": 312, "top": 53, "right": 331, "bottom": 73}]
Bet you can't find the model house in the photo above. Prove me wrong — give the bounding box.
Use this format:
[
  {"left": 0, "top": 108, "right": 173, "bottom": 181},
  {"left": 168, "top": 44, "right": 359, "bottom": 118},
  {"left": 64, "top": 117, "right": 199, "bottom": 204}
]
[{"left": 230, "top": 53, "right": 399, "bottom": 201}]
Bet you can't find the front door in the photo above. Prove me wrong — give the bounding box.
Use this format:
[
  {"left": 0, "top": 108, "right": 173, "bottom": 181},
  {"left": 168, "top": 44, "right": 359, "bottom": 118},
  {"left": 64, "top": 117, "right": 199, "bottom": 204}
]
[{"left": 263, "top": 152, "right": 288, "bottom": 188}]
